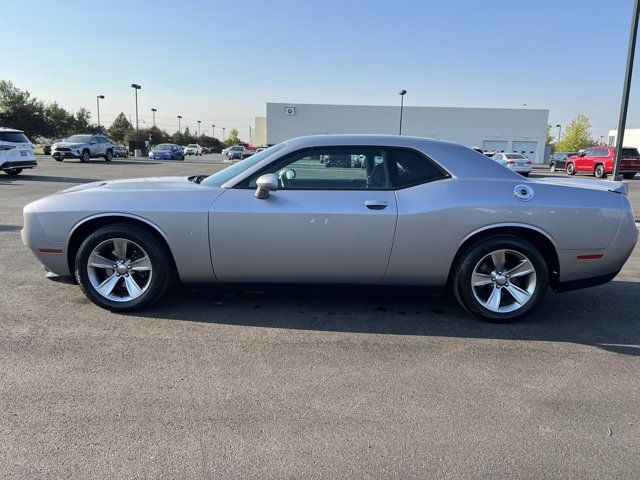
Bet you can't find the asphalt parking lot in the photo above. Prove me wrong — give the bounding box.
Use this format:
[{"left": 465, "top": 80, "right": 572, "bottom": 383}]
[{"left": 1, "top": 156, "right": 639, "bottom": 479}]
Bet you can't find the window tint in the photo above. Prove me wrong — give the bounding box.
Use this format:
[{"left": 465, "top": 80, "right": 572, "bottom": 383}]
[
  {"left": 0, "top": 131, "right": 30, "bottom": 143},
  {"left": 247, "top": 148, "right": 389, "bottom": 190},
  {"left": 622, "top": 148, "right": 640, "bottom": 156},
  {"left": 387, "top": 148, "right": 448, "bottom": 188}
]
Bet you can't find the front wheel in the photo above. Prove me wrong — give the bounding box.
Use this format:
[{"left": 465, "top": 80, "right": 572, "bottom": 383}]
[
  {"left": 452, "top": 236, "right": 549, "bottom": 323},
  {"left": 75, "top": 224, "right": 172, "bottom": 311},
  {"left": 105, "top": 150, "right": 113, "bottom": 162},
  {"left": 566, "top": 162, "right": 576, "bottom": 175},
  {"left": 80, "top": 150, "right": 90, "bottom": 163},
  {"left": 549, "top": 163, "right": 556, "bottom": 173},
  {"left": 622, "top": 173, "right": 636, "bottom": 180},
  {"left": 4, "top": 168, "right": 23, "bottom": 176}
]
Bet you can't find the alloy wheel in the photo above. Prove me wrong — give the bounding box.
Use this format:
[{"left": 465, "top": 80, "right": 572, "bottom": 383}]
[
  {"left": 471, "top": 249, "right": 537, "bottom": 313},
  {"left": 87, "top": 238, "right": 153, "bottom": 302}
]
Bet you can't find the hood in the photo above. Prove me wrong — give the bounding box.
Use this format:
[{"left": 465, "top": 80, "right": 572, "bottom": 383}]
[
  {"left": 57, "top": 176, "right": 201, "bottom": 194},
  {"left": 535, "top": 176, "right": 628, "bottom": 195},
  {"left": 55, "top": 141, "right": 88, "bottom": 147}
]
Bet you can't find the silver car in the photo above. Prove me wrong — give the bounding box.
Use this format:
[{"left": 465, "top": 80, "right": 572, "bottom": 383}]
[
  {"left": 492, "top": 152, "right": 533, "bottom": 176},
  {"left": 22, "top": 135, "right": 637, "bottom": 322},
  {"left": 52, "top": 134, "right": 114, "bottom": 162}
]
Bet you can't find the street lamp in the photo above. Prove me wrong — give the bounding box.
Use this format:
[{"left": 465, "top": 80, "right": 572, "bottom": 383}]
[
  {"left": 222, "top": 127, "right": 226, "bottom": 140},
  {"left": 151, "top": 108, "right": 157, "bottom": 127},
  {"left": 177, "top": 115, "right": 182, "bottom": 133},
  {"left": 212, "top": 124, "right": 215, "bottom": 138},
  {"left": 613, "top": 0, "right": 639, "bottom": 180},
  {"left": 398, "top": 89, "right": 407, "bottom": 135},
  {"left": 96, "top": 95, "right": 105, "bottom": 129},
  {"left": 131, "top": 84, "right": 141, "bottom": 141},
  {"left": 197, "top": 120, "right": 201, "bottom": 137},
  {"left": 555, "top": 124, "right": 561, "bottom": 142}
]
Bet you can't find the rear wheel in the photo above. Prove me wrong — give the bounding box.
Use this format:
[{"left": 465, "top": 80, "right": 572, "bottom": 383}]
[
  {"left": 80, "top": 150, "right": 90, "bottom": 163},
  {"left": 75, "top": 224, "right": 172, "bottom": 311},
  {"left": 566, "top": 162, "right": 576, "bottom": 175},
  {"left": 4, "top": 168, "right": 23, "bottom": 176},
  {"left": 622, "top": 173, "right": 636, "bottom": 180},
  {"left": 453, "top": 236, "right": 549, "bottom": 323},
  {"left": 594, "top": 164, "right": 606, "bottom": 178}
]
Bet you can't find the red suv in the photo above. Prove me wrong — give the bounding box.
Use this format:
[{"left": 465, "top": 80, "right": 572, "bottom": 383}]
[{"left": 565, "top": 146, "right": 640, "bottom": 179}]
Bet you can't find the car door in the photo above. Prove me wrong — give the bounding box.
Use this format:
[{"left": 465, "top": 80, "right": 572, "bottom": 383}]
[
  {"left": 209, "top": 146, "right": 398, "bottom": 283},
  {"left": 576, "top": 148, "right": 594, "bottom": 172}
]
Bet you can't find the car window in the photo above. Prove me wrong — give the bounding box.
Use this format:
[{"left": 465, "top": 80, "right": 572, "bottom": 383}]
[
  {"left": 246, "top": 147, "right": 390, "bottom": 190},
  {"left": 622, "top": 148, "right": 640, "bottom": 156},
  {"left": 387, "top": 148, "right": 448, "bottom": 188},
  {"left": 0, "top": 131, "right": 30, "bottom": 143}
]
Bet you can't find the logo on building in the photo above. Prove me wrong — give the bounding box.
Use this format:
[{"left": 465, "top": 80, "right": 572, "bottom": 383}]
[{"left": 284, "top": 106, "right": 295, "bottom": 115}]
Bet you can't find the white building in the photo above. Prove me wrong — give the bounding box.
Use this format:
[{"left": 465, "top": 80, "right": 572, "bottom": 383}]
[
  {"left": 255, "top": 102, "right": 549, "bottom": 163},
  {"left": 608, "top": 128, "right": 640, "bottom": 149}
]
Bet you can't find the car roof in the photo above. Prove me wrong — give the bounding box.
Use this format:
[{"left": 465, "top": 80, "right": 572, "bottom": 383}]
[{"left": 0, "top": 127, "right": 24, "bottom": 133}]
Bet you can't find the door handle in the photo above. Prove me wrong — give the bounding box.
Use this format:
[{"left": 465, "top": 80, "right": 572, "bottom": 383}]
[{"left": 365, "top": 200, "right": 388, "bottom": 210}]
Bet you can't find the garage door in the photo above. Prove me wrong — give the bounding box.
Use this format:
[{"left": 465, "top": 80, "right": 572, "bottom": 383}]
[
  {"left": 482, "top": 140, "right": 508, "bottom": 153},
  {"left": 512, "top": 141, "right": 537, "bottom": 163}
]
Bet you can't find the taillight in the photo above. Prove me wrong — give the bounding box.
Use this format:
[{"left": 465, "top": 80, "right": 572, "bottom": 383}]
[
  {"left": 526, "top": 161, "right": 532, "bottom": 165},
  {"left": 506, "top": 160, "right": 516, "bottom": 165},
  {"left": 0, "top": 145, "right": 16, "bottom": 151}
]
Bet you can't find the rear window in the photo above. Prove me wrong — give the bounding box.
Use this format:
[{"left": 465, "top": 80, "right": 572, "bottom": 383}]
[
  {"left": 388, "top": 149, "right": 449, "bottom": 188},
  {"left": 0, "top": 131, "right": 30, "bottom": 143},
  {"left": 505, "top": 153, "right": 527, "bottom": 159},
  {"left": 622, "top": 148, "right": 640, "bottom": 156}
]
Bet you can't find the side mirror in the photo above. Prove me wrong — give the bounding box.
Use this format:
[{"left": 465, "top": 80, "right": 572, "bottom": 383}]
[
  {"left": 255, "top": 173, "right": 278, "bottom": 199},
  {"left": 579, "top": 151, "right": 586, "bottom": 157}
]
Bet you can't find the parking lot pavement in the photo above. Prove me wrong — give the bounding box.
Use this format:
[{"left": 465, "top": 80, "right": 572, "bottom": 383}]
[{"left": 1, "top": 158, "right": 640, "bottom": 479}]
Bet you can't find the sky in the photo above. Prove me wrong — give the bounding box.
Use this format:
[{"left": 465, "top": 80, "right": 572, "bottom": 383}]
[{"left": 4, "top": 0, "right": 640, "bottom": 141}]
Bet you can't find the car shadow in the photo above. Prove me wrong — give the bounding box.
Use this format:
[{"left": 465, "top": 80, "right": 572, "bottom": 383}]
[{"left": 128, "top": 280, "right": 640, "bottom": 357}]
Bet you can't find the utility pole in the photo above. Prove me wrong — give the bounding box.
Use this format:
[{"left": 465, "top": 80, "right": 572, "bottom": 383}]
[
  {"left": 131, "top": 84, "right": 141, "bottom": 141},
  {"left": 556, "top": 124, "right": 561, "bottom": 143},
  {"left": 151, "top": 108, "right": 157, "bottom": 127},
  {"left": 96, "top": 95, "right": 105, "bottom": 129},
  {"left": 613, "top": 0, "right": 639, "bottom": 181},
  {"left": 212, "top": 124, "right": 215, "bottom": 138},
  {"left": 197, "top": 120, "right": 201, "bottom": 137},
  {"left": 177, "top": 115, "right": 182, "bottom": 133}
]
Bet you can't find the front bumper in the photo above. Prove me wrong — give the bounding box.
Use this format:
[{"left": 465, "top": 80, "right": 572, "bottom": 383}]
[
  {"left": 2, "top": 160, "right": 38, "bottom": 170},
  {"left": 52, "top": 150, "right": 82, "bottom": 159},
  {"left": 21, "top": 203, "right": 70, "bottom": 276}
]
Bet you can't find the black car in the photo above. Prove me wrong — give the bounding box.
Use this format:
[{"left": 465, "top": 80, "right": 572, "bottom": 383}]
[
  {"left": 113, "top": 145, "right": 129, "bottom": 158},
  {"left": 549, "top": 151, "right": 578, "bottom": 172}
]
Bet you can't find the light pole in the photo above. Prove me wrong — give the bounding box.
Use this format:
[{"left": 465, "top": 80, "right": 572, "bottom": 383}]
[
  {"left": 177, "top": 115, "right": 182, "bottom": 133},
  {"left": 197, "top": 120, "right": 201, "bottom": 137},
  {"left": 212, "top": 124, "right": 215, "bottom": 138},
  {"left": 96, "top": 95, "right": 105, "bottom": 129},
  {"left": 222, "top": 127, "right": 226, "bottom": 140},
  {"left": 556, "top": 124, "right": 561, "bottom": 143},
  {"left": 151, "top": 108, "right": 157, "bottom": 127},
  {"left": 131, "top": 84, "right": 141, "bottom": 141},
  {"left": 613, "top": 0, "right": 639, "bottom": 180},
  {"left": 398, "top": 89, "right": 407, "bottom": 135}
]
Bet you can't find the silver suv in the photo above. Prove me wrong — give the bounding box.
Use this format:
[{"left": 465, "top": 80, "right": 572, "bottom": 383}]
[{"left": 52, "top": 134, "right": 114, "bottom": 162}]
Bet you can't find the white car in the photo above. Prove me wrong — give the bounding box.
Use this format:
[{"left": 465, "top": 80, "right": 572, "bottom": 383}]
[
  {"left": 184, "top": 144, "right": 203, "bottom": 156},
  {"left": 0, "top": 128, "right": 37, "bottom": 176},
  {"left": 492, "top": 153, "right": 533, "bottom": 176}
]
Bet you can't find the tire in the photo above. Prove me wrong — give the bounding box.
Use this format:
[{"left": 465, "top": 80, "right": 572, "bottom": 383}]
[
  {"left": 105, "top": 150, "right": 113, "bottom": 162},
  {"left": 80, "top": 149, "right": 90, "bottom": 163},
  {"left": 4, "top": 168, "right": 23, "bottom": 176},
  {"left": 452, "top": 236, "right": 549, "bottom": 323},
  {"left": 520, "top": 172, "right": 530, "bottom": 177},
  {"left": 75, "top": 224, "right": 172, "bottom": 311},
  {"left": 566, "top": 162, "right": 575, "bottom": 175},
  {"left": 54, "top": 157, "right": 63, "bottom": 162},
  {"left": 549, "top": 163, "right": 556, "bottom": 173},
  {"left": 594, "top": 164, "right": 606, "bottom": 178},
  {"left": 622, "top": 173, "right": 636, "bottom": 180}
]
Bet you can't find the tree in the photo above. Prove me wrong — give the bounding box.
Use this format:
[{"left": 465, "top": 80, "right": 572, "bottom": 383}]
[
  {"left": 108, "top": 112, "right": 133, "bottom": 143},
  {"left": 148, "top": 125, "right": 169, "bottom": 146},
  {"left": 556, "top": 114, "right": 596, "bottom": 152},
  {"left": 74, "top": 107, "right": 92, "bottom": 132},
  {"left": 224, "top": 128, "right": 241, "bottom": 147},
  {"left": 0, "top": 80, "right": 49, "bottom": 138},
  {"left": 545, "top": 123, "right": 556, "bottom": 154},
  {"left": 44, "top": 102, "right": 76, "bottom": 138}
]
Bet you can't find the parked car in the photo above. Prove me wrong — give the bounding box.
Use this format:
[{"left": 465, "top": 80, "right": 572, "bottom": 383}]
[
  {"left": 184, "top": 144, "right": 203, "bottom": 156},
  {"left": 549, "top": 152, "right": 578, "bottom": 172},
  {"left": 491, "top": 153, "right": 533, "bottom": 176},
  {"left": 202, "top": 147, "right": 211, "bottom": 154},
  {"left": 21, "top": 135, "right": 638, "bottom": 323},
  {"left": 221, "top": 147, "right": 231, "bottom": 156},
  {"left": 113, "top": 145, "right": 129, "bottom": 158},
  {"left": 322, "top": 153, "right": 352, "bottom": 168},
  {"left": 227, "top": 145, "right": 246, "bottom": 160},
  {"left": 565, "top": 146, "right": 640, "bottom": 179},
  {"left": 148, "top": 143, "right": 184, "bottom": 161},
  {"left": 0, "top": 128, "right": 37, "bottom": 175},
  {"left": 240, "top": 149, "right": 255, "bottom": 159},
  {"left": 52, "top": 134, "right": 114, "bottom": 162},
  {"left": 210, "top": 146, "right": 223, "bottom": 154},
  {"left": 43, "top": 139, "right": 63, "bottom": 156}
]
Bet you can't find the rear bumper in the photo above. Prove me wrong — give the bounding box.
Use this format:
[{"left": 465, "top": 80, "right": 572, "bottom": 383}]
[
  {"left": 556, "top": 272, "right": 619, "bottom": 292},
  {"left": 2, "top": 160, "right": 37, "bottom": 170}
]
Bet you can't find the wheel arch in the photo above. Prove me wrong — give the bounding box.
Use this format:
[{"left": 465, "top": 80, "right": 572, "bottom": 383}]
[
  {"left": 448, "top": 224, "right": 560, "bottom": 290},
  {"left": 66, "top": 213, "right": 178, "bottom": 279}
]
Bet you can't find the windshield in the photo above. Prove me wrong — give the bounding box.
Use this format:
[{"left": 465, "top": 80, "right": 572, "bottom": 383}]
[
  {"left": 187, "top": 144, "right": 197, "bottom": 148},
  {"left": 201, "top": 143, "right": 287, "bottom": 186},
  {"left": 505, "top": 153, "right": 527, "bottom": 159},
  {"left": 231, "top": 146, "right": 243, "bottom": 151},
  {"left": 156, "top": 144, "right": 173, "bottom": 151},
  {"left": 66, "top": 135, "right": 92, "bottom": 143}
]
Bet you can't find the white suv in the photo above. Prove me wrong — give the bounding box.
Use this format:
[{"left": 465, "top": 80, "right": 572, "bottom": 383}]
[
  {"left": 0, "top": 128, "right": 37, "bottom": 176},
  {"left": 184, "top": 144, "right": 202, "bottom": 156}
]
